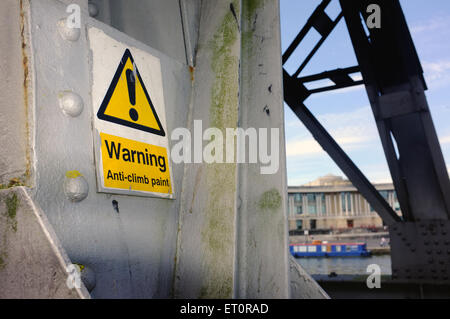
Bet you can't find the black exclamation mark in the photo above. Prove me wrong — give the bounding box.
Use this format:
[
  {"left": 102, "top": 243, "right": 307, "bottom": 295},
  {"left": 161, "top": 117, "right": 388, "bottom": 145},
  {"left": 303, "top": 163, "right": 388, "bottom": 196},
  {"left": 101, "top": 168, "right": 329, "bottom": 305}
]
[{"left": 126, "top": 69, "right": 139, "bottom": 122}]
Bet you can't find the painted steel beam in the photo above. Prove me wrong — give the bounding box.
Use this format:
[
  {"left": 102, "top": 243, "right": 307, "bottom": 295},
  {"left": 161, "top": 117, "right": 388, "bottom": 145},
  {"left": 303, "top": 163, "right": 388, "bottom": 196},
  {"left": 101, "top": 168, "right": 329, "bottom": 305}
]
[
  {"left": 340, "top": 0, "right": 450, "bottom": 221},
  {"left": 284, "top": 70, "right": 401, "bottom": 225}
]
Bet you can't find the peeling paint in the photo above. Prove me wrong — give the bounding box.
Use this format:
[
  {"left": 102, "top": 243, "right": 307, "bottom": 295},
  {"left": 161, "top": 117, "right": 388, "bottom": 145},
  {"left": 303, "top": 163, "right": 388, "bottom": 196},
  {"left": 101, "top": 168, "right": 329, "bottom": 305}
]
[
  {"left": 66, "top": 170, "right": 83, "bottom": 178},
  {"left": 0, "top": 178, "right": 26, "bottom": 190},
  {"left": 19, "top": 0, "right": 32, "bottom": 183},
  {"left": 189, "top": 65, "right": 195, "bottom": 82}
]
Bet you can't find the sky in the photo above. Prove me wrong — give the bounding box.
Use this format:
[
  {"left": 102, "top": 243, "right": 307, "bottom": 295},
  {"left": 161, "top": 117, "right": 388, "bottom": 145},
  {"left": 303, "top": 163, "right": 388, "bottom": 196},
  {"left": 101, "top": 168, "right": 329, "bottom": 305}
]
[{"left": 280, "top": 0, "right": 450, "bottom": 186}]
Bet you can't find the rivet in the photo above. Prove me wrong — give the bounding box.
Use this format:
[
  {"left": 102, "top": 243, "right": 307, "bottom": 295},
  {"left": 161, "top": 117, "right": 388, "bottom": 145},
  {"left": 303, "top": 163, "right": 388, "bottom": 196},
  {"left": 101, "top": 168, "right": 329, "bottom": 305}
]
[
  {"left": 88, "top": 3, "right": 99, "bottom": 17},
  {"left": 57, "top": 18, "right": 80, "bottom": 41},
  {"left": 59, "top": 91, "right": 84, "bottom": 117},
  {"left": 64, "top": 172, "right": 89, "bottom": 202}
]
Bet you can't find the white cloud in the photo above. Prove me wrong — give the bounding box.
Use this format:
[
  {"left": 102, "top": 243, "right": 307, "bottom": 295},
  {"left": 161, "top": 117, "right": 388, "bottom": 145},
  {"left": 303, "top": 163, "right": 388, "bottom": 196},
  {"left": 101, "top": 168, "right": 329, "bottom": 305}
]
[
  {"left": 285, "top": 106, "right": 378, "bottom": 158},
  {"left": 411, "top": 16, "right": 450, "bottom": 35},
  {"left": 422, "top": 60, "right": 450, "bottom": 88},
  {"left": 441, "top": 135, "right": 450, "bottom": 145}
]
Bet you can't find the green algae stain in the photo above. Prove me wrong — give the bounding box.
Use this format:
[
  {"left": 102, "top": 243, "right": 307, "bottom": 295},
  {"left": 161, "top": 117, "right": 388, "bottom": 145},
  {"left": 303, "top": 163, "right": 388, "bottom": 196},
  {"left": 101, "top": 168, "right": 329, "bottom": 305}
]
[
  {"left": 209, "top": 0, "right": 240, "bottom": 130},
  {"left": 243, "top": 0, "right": 265, "bottom": 21},
  {"left": 5, "top": 193, "right": 19, "bottom": 232},
  {"left": 258, "top": 189, "right": 282, "bottom": 211},
  {"left": 241, "top": 0, "right": 266, "bottom": 86},
  {"left": 0, "top": 253, "right": 6, "bottom": 270},
  {"left": 199, "top": 1, "right": 240, "bottom": 299}
]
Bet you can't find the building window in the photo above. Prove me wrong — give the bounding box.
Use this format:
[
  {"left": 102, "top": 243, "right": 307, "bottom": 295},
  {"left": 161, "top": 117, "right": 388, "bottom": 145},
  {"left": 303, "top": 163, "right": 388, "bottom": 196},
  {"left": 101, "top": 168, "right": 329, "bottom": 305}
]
[
  {"left": 379, "top": 190, "right": 389, "bottom": 203},
  {"left": 347, "top": 193, "right": 352, "bottom": 212},
  {"left": 310, "top": 219, "right": 317, "bottom": 230},
  {"left": 296, "top": 205, "right": 303, "bottom": 215},
  {"left": 296, "top": 220, "right": 303, "bottom": 230},
  {"left": 393, "top": 191, "right": 400, "bottom": 211},
  {"left": 347, "top": 219, "right": 354, "bottom": 228},
  {"left": 341, "top": 192, "right": 346, "bottom": 212},
  {"left": 294, "top": 193, "right": 302, "bottom": 202},
  {"left": 321, "top": 194, "right": 326, "bottom": 215},
  {"left": 307, "top": 193, "right": 317, "bottom": 215}
]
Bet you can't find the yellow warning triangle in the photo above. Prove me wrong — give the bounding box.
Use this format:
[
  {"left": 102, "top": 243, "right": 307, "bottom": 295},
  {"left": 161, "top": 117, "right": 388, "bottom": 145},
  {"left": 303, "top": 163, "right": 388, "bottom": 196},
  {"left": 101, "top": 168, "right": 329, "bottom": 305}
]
[{"left": 97, "top": 49, "right": 165, "bottom": 136}]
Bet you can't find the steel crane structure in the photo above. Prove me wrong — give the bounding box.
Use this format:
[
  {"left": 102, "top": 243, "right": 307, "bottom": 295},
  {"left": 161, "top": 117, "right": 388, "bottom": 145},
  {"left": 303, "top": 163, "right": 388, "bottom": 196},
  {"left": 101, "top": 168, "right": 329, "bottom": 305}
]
[{"left": 283, "top": 0, "right": 450, "bottom": 285}]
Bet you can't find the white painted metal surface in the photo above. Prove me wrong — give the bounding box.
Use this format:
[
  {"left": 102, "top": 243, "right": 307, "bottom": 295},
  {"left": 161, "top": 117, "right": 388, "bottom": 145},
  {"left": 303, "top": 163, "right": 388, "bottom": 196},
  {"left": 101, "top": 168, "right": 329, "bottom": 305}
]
[{"left": 0, "top": 0, "right": 326, "bottom": 299}]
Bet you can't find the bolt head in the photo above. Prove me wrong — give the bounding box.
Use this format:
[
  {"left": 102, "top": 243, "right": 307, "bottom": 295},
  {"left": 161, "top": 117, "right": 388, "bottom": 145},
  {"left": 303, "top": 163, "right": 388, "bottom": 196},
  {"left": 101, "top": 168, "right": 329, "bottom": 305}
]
[
  {"left": 64, "top": 174, "right": 89, "bottom": 202},
  {"left": 59, "top": 91, "right": 84, "bottom": 117},
  {"left": 57, "top": 18, "right": 80, "bottom": 41},
  {"left": 88, "top": 3, "right": 99, "bottom": 17}
]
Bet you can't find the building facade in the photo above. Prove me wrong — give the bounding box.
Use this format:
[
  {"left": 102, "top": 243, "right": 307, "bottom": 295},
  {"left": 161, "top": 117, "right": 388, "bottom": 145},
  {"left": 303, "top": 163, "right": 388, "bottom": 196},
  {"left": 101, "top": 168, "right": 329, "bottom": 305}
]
[{"left": 288, "top": 175, "right": 401, "bottom": 231}]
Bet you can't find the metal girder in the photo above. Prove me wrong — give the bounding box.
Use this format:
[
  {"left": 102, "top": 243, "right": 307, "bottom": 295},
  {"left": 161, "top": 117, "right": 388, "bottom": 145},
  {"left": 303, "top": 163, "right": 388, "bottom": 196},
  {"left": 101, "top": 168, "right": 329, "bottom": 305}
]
[
  {"left": 389, "top": 220, "right": 450, "bottom": 284},
  {"left": 339, "top": 0, "right": 450, "bottom": 221},
  {"left": 282, "top": 0, "right": 400, "bottom": 225},
  {"left": 284, "top": 70, "right": 401, "bottom": 225},
  {"left": 282, "top": 0, "right": 343, "bottom": 77},
  {"left": 283, "top": 0, "right": 450, "bottom": 286},
  {"left": 298, "top": 66, "right": 363, "bottom": 95}
]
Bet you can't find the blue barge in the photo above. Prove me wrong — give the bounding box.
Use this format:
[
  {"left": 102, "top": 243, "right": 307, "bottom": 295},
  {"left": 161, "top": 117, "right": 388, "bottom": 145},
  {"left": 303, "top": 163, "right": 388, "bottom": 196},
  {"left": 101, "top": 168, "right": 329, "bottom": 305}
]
[{"left": 290, "top": 241, "right": 371, "bottom": 257}]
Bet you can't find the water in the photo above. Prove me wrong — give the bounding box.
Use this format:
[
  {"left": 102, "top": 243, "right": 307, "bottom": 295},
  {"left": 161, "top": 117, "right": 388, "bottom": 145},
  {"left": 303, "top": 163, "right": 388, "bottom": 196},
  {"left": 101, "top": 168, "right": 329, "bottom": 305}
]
[{"left": 295, "top": 255, "right": 392, "bottom": 275}]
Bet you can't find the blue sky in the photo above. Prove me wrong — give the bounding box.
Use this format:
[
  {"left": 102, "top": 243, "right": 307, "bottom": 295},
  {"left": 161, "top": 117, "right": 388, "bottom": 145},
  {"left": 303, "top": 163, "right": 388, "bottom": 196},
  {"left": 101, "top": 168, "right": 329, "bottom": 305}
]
[{"left": 281, "top": 0, "right": 450, "bottom": 185}]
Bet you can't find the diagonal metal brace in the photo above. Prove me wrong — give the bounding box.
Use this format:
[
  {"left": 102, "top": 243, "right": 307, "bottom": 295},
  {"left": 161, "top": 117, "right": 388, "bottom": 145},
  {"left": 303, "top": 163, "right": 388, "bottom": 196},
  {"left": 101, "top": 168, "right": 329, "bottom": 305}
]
[{"left": 284, "top": 69, "right": 402, "bottom": 225}]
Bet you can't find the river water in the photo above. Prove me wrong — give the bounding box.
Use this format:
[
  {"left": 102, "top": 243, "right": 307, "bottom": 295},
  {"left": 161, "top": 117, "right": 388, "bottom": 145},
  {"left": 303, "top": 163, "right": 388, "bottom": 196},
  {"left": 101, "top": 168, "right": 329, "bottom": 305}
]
[{"left": 294, "top": 255, "right": 392, "bottom": 275}]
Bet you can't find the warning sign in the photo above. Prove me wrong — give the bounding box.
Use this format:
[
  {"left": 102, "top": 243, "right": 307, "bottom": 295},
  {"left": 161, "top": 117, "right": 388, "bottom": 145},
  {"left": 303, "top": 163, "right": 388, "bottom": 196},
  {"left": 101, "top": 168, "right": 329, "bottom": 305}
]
[
  {"left": 89, "top": 28, "right": 173, "bottom": 198},
  {"left": 100, "top": 133, "right": 171, "bottom": 194},
  {"left": 97, "top": 49, "right": 165, "bottom": 136}
]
